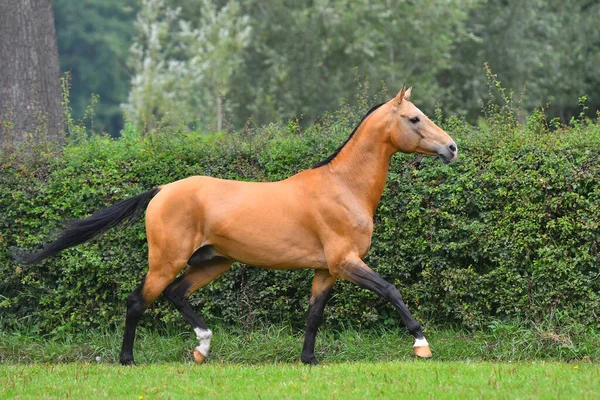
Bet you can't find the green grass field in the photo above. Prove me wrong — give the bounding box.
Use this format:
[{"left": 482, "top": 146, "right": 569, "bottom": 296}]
[
  {"left": 1, "top": 361, "right": 599, "bottom": 399},
  {"left": 1, "top": 324, "right": 599, "bottom": 398}
]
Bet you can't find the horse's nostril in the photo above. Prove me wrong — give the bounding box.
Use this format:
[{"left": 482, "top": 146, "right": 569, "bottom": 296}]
[{"left": 449, "top": 144, "right": 457, "bottom": 153}]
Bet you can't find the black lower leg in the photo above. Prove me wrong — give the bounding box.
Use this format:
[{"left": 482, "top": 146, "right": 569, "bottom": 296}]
[
  {"left": 162, "top": 275, "right": 208, "bottom": 330},
  {"left": 384, "top": 284, "right": 424, "bottom": 339},
  {"left": 346, "top": 263, "right": 424, "bottom": 340},
  {"left": 301, "top": 287, "right": 333, "bottom": 365},
  {"left": 120, "top": 278, "right": 147, "bottom": 365}
]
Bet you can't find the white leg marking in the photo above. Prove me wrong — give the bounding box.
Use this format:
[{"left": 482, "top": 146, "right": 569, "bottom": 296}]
[
  {"left": 414, "top": 337, "right": 429, "bottom": 347},
  {"left": 194, "top": 327, "right": 213, "bottom": 357}
]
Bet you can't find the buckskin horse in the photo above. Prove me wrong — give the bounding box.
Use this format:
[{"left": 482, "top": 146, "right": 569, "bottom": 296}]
[{"left": 15, "top": 86, "right": 457, "bottom": 365}]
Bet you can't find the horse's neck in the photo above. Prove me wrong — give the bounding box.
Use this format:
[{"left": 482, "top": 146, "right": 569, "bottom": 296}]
[{"left": 325, "top": 117, "right": 395, "bottom": 215}]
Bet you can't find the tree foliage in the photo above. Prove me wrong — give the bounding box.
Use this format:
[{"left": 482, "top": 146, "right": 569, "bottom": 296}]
[
  {"left": 123, "top": 0, "right": 478, "bottom": 130},
  {"left": 445, "top": 0, "right": 600, "bottom": 122},
  {"left": 53, "top": 0, "right": 139, "bottom": 136},
  {"left": 54, "top": 0, "right": 600, "bottom": 136},
  {"left": 122, "top": 0, "right": 251, "bottom": 132}
]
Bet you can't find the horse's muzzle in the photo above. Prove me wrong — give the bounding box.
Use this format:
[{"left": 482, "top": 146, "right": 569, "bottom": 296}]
[{"left": 438, "top": 142, "right": 458, "bottom": 164}]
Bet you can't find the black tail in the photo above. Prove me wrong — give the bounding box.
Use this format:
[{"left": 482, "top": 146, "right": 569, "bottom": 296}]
[{"left": 12, "top": 188, "right": 161, "bottom": 265}]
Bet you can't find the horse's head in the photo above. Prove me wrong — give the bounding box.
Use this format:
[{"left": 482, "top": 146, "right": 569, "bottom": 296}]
[{"left": 384, "top": 86, "right": 457, "bottom": 164}]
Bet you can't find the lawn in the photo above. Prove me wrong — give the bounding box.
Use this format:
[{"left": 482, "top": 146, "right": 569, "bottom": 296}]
[
  {"left": 1, "top": 324, "right": 599, "bottom": 398},
  {"left": 1, "top": 361, "right": 599, "bottom": 399}
]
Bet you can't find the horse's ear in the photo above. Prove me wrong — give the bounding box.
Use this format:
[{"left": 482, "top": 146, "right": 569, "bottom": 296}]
[
  {"left": 394, "top": 84, "right": 406, "bottom": 105},
  {"left": 404, "top": 86, "right": 412, "bottom": 100}
]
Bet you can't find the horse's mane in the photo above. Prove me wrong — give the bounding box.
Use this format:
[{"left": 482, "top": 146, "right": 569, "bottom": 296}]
[{"left": 312, "top": 103, "right": 385, "bottom": 169}]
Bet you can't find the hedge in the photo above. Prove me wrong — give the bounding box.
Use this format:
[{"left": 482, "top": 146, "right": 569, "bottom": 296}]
[{"left": 1, "top": 106, "right": 599, "bottom": 333}]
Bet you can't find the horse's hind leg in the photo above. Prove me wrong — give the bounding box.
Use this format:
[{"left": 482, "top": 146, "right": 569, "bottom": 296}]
[
  {"left": 301, "top": 269, "right": 336, "bottom": 365},
  {"left": 119, "top": 277, "right": 146, "bottom": 365},
  {"left": 119, "top": 258, "right": 188, "bottom": 365},
  {"left": 162, "top": 257, "right": 232, "bottom": 364}
]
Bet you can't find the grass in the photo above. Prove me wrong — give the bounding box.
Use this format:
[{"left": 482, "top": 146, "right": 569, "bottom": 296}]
[
  {"left": 1, "top": 324, "right": 599, "bottom": 398},
  {"left": 1, "top": 361, "right": 599, "bottom": 399},
  {"left": 1, "top": 323, "right": 598, "bottom": 364}
]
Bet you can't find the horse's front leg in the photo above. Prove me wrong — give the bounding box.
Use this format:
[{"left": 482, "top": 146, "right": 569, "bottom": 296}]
[
  {"left": 332, "top": 256, "right": 432, "bottom": 358},
  {"left": 301, "top": 269, "right": 336, "bottom": 365}
]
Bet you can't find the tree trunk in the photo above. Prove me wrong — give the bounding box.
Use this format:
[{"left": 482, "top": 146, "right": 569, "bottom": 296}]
[
  {"left": 216, "top": 93, "right": 222, "bottom": 132},
  {"left": 0, "top": 0, "right": 64, "bottom": 147}
]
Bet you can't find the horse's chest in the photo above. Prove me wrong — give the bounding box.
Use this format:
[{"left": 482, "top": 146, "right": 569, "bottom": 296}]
[
  {"left": 354, "top": 218, "right": 373, "bottom": 258},
  {"left": 347, "top": 214, "right": 374, "bottom": 258},
  {"left": 351, "top": 213, "right": 373, "bottom": 234}
]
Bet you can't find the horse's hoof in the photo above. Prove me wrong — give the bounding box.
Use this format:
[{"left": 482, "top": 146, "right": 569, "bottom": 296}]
[
  {"left": 301, "top": 356, "right": 319, "bottom": 366},
  {"left": 193, "top": 349, "right": 206, "bottom": 364},
  {"left": 413, "top": 346, "right": 432, "bottom": 358},
  {"left": 120, "top": 359, "right": 136, "bottom": 366}
]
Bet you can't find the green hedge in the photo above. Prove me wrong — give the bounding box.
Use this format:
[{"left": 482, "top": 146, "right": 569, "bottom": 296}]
[{"left": 1, "top": 108, "right": 599, "bottom": 333}]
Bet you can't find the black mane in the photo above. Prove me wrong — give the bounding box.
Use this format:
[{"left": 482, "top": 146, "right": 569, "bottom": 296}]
[{"left": 312, "top": 103, "right": 385, "bottom": 168}]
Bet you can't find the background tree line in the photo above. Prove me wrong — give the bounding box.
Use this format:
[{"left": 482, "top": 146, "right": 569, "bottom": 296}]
[{"left": 52, "top": 0, "right": 600, "bottom": 137}]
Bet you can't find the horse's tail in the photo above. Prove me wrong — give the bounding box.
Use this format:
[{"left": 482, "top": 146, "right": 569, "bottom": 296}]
[{"left": 12, "top": 188, "right": 161, "bottom": 265}]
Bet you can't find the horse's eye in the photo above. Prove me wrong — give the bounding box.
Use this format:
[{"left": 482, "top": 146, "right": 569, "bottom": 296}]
[{"left": 409, "top": 116, "right": 420, "bottom": 124}]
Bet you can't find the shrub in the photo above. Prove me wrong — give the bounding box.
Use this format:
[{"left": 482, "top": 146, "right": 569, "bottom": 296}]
[{"left": 1, "top": 103, "right": 599, "bottom": 334}]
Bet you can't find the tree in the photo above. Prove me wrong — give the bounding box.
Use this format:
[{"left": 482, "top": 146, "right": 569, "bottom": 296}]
[
  {"left": 123, "top": 0, "right": 476, "bottom": 131},
  {"left": 121, "top": 0, "right": 598, "bottom": 130},
  {"left": 123, "top": 0, "right": 251, "bottom": 132},
  {"left": 229, "top": 0, "right": 479, "bottom": 127},
  {"left": 443, "top": 0, "right": 600, "bottom": 122},
  {"left": 0, "top": 0, "right": 64, "bottom": 146},
  {"left": 53, "top": 0, "right": 138, "bottom": 137}
]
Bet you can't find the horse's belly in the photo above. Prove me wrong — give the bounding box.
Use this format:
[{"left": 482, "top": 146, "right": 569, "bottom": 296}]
[
  {"left": 210, "top": 227, "right": 327, "bottom": 270},
  {"left": 197, "top": 178, "right": 328, "bottom": 269},
  {"left": 206, "top": 210, "right": 327, "bottom": 269}
]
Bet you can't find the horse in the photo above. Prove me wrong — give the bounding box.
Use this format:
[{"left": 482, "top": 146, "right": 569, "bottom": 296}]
[{"left": 14, "top": 86, "right": 457, "bottom": 365}]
